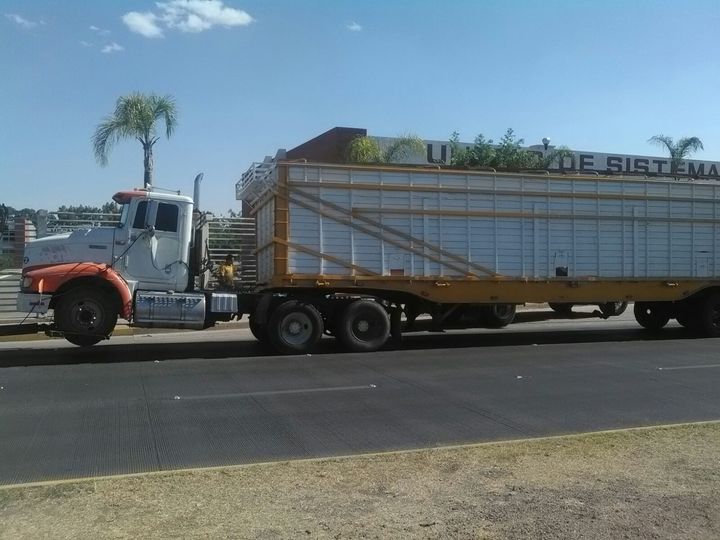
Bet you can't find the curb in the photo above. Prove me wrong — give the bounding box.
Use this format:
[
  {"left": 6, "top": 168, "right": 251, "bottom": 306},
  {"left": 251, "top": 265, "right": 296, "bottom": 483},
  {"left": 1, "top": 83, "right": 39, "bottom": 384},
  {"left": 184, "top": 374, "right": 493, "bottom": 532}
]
[{"left": 0, "top": 320, "right": 250, "bottom": 343}]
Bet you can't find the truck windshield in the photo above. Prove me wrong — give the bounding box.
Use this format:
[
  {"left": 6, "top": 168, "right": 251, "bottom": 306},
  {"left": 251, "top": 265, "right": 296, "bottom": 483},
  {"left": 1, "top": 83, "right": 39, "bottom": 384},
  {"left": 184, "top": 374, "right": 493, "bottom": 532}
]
[{"left": 118, "top": 203, "right": 130, "bottom": 228}]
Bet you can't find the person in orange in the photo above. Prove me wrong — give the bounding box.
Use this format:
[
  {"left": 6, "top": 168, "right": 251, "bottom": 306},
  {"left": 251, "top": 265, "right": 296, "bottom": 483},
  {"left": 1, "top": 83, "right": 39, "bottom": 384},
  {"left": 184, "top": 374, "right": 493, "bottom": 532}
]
[{"left": 216, "top": 253, "right": 235, "bottom": 290}]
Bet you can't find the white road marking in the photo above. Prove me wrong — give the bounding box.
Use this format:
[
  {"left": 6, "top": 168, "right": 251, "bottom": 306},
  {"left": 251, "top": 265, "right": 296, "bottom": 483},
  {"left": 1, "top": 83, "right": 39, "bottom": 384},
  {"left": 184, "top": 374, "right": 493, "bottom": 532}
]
[
  {"left": 168, "top": 384, "right": 377, "bottom": 401},
  {"left": 658, "top": 364, "right": 720, "bottom": 371}
]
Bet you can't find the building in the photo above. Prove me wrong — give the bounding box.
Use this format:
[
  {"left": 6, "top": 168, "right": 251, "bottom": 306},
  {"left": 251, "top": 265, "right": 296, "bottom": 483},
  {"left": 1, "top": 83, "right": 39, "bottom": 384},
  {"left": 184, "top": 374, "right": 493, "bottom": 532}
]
[
  {"left": 265, "top": 126, "right": 720, "bottom": 178},
  {"left": 0, "top": 218, "right": 36, "bottom": 267}
]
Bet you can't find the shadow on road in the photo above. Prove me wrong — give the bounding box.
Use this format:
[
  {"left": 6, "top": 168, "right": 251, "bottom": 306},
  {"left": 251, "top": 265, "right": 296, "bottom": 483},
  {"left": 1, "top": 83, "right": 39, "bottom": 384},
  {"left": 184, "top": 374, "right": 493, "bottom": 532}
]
[{"left": 0, "top": 318, "right": 701, "bottom": 368}]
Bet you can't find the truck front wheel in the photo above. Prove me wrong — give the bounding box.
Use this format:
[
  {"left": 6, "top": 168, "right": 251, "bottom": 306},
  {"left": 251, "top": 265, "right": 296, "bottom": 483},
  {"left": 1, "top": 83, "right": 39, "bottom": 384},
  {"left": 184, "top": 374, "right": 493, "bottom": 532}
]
[
  {"left": 55, "top": 287, "right": 118, "bottom": 347},
  {"left": 267, "top": 301, "right": 323, "bottom": 354},
  {"left": 337, "top": 300, "right": 390, "bottom": 353}
]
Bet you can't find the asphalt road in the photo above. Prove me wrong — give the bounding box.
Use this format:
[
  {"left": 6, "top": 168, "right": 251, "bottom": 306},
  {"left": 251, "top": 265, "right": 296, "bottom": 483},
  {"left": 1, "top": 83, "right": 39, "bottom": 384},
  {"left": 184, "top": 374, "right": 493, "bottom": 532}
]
[{"left": 1, "top": 309, "right": 720, "bottom": 486}]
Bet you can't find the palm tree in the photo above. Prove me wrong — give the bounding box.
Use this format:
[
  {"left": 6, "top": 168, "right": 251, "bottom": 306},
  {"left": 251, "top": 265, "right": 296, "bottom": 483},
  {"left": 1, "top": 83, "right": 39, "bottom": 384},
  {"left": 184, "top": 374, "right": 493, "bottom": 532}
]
[
  {"left": 648, "top": 135, "right": 704, "bottom": 178},
  {"left": 93, "top": 92, "right": 178, "bottom": 188}
]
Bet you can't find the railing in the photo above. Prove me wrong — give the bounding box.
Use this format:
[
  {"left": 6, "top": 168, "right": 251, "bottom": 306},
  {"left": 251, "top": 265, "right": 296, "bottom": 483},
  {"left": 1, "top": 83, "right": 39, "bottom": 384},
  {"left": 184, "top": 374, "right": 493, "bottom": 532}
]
[
  {"left": 43, "top": 212, "right": 120, "bottom": 235},
  {"left": 206, "top": 216, "right": 257, "bottom": 290},
  {"left": 0, "top": 269, "right": 22, "bottom": 318},
  {"left": 236, "top": 160, "right": 276, "bottom": 209}
]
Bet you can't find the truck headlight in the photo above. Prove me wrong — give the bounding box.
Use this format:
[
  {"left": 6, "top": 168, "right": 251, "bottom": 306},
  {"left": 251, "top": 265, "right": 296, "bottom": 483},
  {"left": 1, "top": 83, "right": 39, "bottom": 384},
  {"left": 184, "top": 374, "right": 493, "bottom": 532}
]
[{"left": 22, "top": 276, "right": 33, "bottom": 289}]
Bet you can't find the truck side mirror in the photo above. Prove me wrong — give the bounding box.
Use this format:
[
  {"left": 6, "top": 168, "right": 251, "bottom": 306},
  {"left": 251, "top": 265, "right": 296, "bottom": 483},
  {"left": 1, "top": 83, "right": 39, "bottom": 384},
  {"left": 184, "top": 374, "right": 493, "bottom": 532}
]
[{"left": 145, "top": 225, "right": 155, "bottom": 237}]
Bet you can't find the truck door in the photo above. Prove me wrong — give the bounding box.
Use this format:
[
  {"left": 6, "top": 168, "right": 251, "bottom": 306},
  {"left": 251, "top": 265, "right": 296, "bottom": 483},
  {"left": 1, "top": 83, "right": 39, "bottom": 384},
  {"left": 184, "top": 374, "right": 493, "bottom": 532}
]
[{"left": 121, "top": 200, "right": 183, "bottom": 290}]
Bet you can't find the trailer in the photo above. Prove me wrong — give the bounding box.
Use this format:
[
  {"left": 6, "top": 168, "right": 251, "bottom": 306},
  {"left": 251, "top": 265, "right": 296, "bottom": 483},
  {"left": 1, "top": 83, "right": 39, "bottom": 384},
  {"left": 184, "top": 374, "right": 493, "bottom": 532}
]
[
  {"left": 7, "top": 157, "right": 720, "bottom": 353},
  {"left": 238, "top": 159, "right": 720, "bottom": 352}
]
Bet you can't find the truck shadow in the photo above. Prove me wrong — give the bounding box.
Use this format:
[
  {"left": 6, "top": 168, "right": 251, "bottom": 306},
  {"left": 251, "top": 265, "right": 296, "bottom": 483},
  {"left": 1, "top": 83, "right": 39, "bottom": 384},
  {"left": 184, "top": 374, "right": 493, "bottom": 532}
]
[{"left": 0, "top": 323, "right": 701, "bottom": 368}]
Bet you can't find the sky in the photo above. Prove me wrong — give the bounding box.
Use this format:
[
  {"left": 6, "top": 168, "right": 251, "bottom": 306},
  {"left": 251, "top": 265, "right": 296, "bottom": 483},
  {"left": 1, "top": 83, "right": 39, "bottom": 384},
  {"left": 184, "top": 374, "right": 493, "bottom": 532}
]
[{"left": 2, "top": 0, "right": 720, "bottom": 214}]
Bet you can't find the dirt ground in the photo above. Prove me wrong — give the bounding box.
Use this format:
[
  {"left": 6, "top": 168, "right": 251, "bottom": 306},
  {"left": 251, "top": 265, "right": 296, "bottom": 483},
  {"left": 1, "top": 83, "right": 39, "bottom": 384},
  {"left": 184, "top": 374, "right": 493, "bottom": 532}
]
[{"left": 2, "top": 422, "right": 720, "bottom": 539}]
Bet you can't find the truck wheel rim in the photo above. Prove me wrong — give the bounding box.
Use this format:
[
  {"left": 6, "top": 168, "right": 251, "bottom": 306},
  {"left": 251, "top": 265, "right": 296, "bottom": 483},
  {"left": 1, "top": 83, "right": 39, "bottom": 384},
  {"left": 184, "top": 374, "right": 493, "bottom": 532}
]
[
  {"left": 70, "top": 300, "right": 103, "bottom": 332},
  {"left": 279, "top": 312, "right": 313, "bottom": 346},
  {"left": 352, "top": 311, "right": 382, "bottom": 341}
]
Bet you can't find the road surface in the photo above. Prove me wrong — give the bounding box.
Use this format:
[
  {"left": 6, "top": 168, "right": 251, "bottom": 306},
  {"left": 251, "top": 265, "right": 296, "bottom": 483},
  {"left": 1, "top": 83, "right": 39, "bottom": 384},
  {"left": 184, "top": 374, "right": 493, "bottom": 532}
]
[{"left": 1, "top": 309, "right": 719, "bottom": 486}]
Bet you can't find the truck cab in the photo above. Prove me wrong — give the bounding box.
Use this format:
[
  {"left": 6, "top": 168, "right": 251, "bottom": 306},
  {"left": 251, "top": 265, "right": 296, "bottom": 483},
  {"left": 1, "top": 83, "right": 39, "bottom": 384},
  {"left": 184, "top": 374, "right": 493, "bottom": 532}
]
[{"left": 15, "top": 187, "right": 220, "bottom": 346}]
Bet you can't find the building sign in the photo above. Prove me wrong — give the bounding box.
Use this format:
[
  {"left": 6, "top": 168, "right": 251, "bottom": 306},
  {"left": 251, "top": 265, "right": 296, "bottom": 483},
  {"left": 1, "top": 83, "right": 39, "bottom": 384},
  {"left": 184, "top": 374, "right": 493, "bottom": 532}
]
[{"left": 412, "top": 138, "right": 720, "bottom": 179}]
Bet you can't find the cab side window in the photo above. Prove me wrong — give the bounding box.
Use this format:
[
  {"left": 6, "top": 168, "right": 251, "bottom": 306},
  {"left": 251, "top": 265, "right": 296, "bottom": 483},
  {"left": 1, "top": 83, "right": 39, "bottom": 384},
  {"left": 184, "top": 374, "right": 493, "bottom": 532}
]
[
  {"left": 155, "top": 203, "right": 179, "bottom": 233},
  {"left": 132, "top": 201, "right": 148, "bottom": 229}
]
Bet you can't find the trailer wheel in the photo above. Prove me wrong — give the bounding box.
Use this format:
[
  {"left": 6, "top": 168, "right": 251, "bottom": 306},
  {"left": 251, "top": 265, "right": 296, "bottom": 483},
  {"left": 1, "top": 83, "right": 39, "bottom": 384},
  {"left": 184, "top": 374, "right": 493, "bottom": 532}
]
[
  {"left": 248, "top": 316, "right": 269, "bottom": 344},
  {"left": 55, "top": 287, "right": 118, "bottom": 347},
  {"left": 337, "top": 300, "right": 390, "bottom": 353},
  {"left": 267, "top": 301, "right": 323, "bottom": 354},
  {"left": 599, "top": 301, "right": 628, "bottom": 318},
  {"left": 695, "top": 293, "right": 720, "bottom": 337},
  {"left": 549, "top": 303, "right": 574, "bottom": 314},
  {"left": 633, "top": 302, "right": 670, "bottom": 330},
  {"left": 481, "top": 304, "right": 516, "bottom": 328}
]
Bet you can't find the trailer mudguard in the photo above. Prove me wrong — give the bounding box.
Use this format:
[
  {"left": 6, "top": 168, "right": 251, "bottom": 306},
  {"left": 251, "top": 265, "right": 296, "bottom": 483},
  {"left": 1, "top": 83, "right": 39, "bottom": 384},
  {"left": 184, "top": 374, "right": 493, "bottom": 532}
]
[{"left": 22, "top": 263, "right": 133, "bottom": 319}]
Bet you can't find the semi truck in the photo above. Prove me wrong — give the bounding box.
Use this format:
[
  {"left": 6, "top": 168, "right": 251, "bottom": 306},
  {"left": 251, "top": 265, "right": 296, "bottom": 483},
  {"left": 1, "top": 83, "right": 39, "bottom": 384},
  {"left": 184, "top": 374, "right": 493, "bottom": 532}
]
[{"left": 7, "top": 156, "right": 720, "bottom": 353}]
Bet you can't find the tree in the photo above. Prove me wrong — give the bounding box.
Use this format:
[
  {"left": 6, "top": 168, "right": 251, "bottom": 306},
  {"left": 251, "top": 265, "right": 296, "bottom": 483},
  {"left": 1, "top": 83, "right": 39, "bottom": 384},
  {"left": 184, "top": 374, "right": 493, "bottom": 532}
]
[
  {"left": 92, "top": 92, "right": 178, "bottom": 188},
  {"left": 346, "top": 134, "right": 425, "bottom": 164},
  {"left": 648, "top": 135, "right": 704, "bottom": 177},
  {"left": 450, "top": 128, "right": 572, "bottom": 171}
]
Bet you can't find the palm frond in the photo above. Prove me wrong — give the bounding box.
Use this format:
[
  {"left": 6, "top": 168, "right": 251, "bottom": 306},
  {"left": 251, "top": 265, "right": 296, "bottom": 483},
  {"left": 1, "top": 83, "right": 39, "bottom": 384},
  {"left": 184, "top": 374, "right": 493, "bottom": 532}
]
[
  {"left": 676, "top": 137, "right": 704, "bottom": 158},
  {"left": 648, "top": 134, "right": 674, "bottom": 155},
  {"left": 92, "top": 117, "right": 126, "bottom": 166},
  {"left": 151, "top": 94, "right": 178, "bottom": 139}
]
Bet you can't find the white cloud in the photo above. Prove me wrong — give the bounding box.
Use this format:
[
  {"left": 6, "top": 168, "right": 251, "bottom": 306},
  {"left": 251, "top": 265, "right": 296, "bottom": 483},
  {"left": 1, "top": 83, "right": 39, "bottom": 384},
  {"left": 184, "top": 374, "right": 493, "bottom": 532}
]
[
  {"left": 122, "top": 11, "right": 164, "bottom": 38},
  {"left": 123, "top": 1, "right": 253, "bottom": 37},
  {"left": 347, "top": 21, "right": 362, "bottom": 32},
  {"left": 89, "top": 24, "right": 110, "bottom": 36},
  {"left": 101, "top": 42, "right": 124, "bottom": 53},
  {"left": 5, "top": 13, "right": 40, "bottom": 28},
  {"left": 79, "top": 40, "right": 93, "bottom": 47}
]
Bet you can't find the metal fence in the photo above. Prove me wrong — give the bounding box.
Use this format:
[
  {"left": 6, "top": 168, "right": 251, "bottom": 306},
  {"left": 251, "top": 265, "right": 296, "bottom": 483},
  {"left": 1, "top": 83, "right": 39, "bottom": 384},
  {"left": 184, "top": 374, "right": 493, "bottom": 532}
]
[
  {"left": 206, "top": 216, "right": 257, "bottom": 290},
  {"left": 0, "top": 269, "right": 22, "bottom": 319}
]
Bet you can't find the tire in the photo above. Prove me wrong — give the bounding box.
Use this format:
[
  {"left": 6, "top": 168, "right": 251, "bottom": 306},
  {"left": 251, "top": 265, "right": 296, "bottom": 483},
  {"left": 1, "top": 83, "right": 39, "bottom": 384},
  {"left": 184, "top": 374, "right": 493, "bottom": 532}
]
[
  {"left": 695, "top": 293, "right": 720, "bottom": 337},
  {"left": 549, "top": 302, "right": 574, "bottom": 314},
  {"left": 54, "top": 287, "right": 118, "bottom": 347},
  {"left": 337, "top": 300, "right": 390, "bottom": 353},
  {"left": 674, "top": 300, "right": 696, "bottom": 329},
  {"left": 598, "top": 301, "right": 628, "bottom": 318},
  {"left": 267, "top": 301, "right": 323, "bottom": 354},
  {"left": 481, "top": 304, "right": 516, "bottom": 328},
  {"left": 248, "top": 316, "right": 269, "bottom": 344},
  {"left": 633, "top": 302, "right": 670, "bottom": 330}
]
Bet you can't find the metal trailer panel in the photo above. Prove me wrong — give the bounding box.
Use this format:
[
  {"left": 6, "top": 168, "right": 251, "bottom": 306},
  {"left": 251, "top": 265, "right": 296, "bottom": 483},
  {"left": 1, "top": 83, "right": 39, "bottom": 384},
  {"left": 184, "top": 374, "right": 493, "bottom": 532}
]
[{"left": 271, "top": 164, "right": 720, "bottom": 281}]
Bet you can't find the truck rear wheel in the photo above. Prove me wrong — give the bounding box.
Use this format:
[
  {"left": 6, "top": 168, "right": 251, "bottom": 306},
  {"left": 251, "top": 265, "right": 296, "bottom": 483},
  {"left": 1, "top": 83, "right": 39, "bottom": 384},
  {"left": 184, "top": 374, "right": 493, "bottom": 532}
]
[
  {"left": 695, "top": 293, "right": 720, "bottom": 337},
  {"left": 248, "top": 316, "right": 269, "bottom": 344},
  {"left": 633, "top": 302, "right": 670, "bottom": 330},
  {"left": 267, "top": 301, "right": 323, "bottom": 354},
  {"left": 481, "top": 304, "right": 516, "bottom": 328},
  {"left": 549, "top": 303, "right": 574, "bottom": 314},
  {"left": 337, "top": 300, "right": 390, "bottom": 353},
  {"left": 55, "top": 287, "right": 118, "bottom": 347},
  {"left": 599, "top": 301, "right": 628, "bottom": 318}
]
